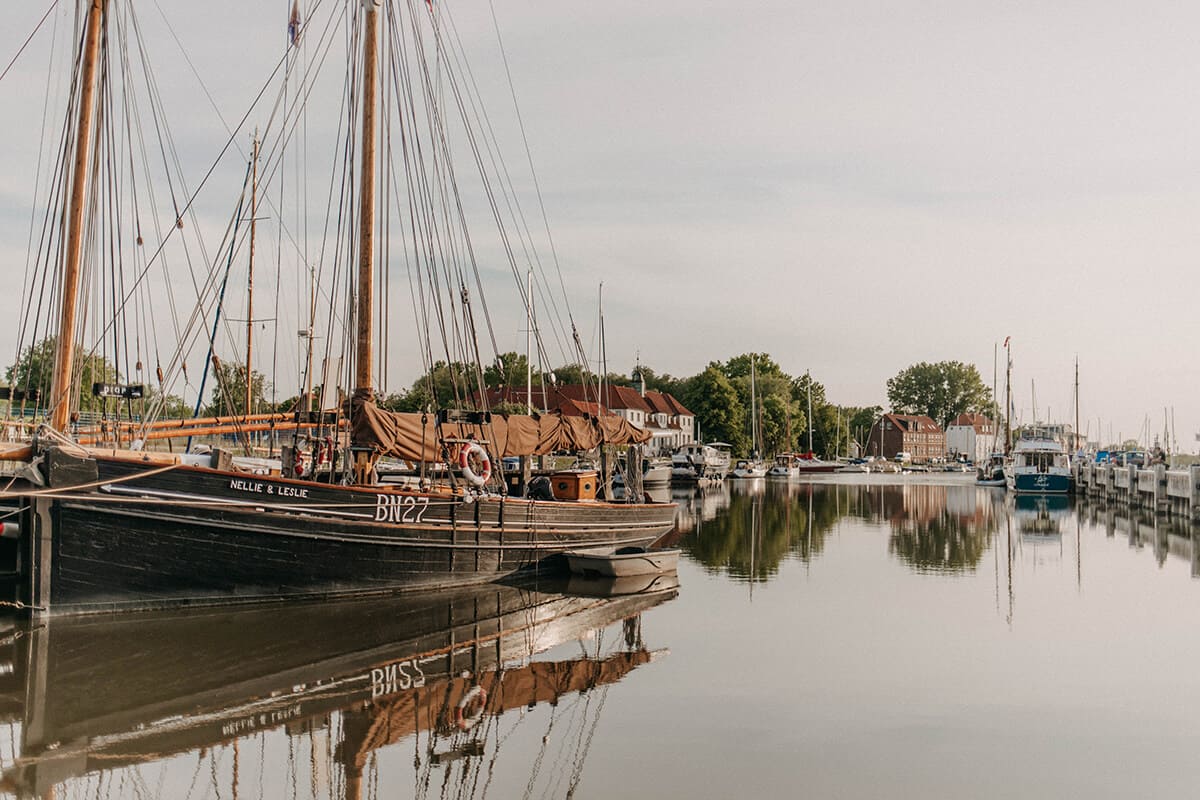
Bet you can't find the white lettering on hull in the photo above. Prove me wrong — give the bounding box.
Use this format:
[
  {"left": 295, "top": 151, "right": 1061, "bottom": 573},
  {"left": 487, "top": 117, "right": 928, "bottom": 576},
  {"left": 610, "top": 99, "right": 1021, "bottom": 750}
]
[{"left": 374, "top": 494, "right": 430, "bottom": 524}]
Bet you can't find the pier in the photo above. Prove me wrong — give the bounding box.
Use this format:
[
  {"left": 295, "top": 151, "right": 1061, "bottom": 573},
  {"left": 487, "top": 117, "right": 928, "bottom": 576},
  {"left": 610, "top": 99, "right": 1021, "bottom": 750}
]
[{"left": 1072, "top": 461, "right": 1200, "bottom": 520}]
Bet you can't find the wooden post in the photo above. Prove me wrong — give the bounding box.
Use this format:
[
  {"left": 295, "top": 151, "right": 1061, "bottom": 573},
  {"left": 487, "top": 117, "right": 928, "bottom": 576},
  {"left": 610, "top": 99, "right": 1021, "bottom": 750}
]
[{"left": 49, "top": 0, "right": 107, "bottom": 432}]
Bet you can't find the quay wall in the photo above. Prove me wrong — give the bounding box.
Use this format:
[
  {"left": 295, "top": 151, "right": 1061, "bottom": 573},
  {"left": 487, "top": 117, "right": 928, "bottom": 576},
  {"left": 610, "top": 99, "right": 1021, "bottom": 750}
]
[{"left": 1072, "top": 461, "right": 1200, "bottom": 519}]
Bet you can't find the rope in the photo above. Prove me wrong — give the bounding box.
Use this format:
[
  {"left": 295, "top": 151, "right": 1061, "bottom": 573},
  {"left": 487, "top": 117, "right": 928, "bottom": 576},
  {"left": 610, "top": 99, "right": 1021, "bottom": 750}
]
[{"left": 0, "top": 461, "right": 178, "bottom": 499}]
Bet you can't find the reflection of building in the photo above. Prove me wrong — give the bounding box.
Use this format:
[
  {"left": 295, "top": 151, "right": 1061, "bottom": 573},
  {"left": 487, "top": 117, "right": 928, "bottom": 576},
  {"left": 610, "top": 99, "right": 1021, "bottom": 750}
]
[
  {"left": 865, "top": 414, "right": 946, "bottom": 462},
  {"left": 945, "top": 413, "right": 997, "bottom": 463}
]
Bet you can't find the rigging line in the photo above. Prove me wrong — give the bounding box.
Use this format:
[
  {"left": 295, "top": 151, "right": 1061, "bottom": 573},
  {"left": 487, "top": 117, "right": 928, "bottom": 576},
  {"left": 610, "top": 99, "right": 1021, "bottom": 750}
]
[
  {"left": 0, "top": 0, "right": 59, "bottom": 86},
  {"left": 13, "top": 1, "right": 66, "bottom": 383},
  {"left": 439, "top": 7, "right": 572, "bottom": 366},
  {"left": 15, "top": 8, "right": 80, "bottom": 402},
  {"left": 86, "top": 15, "right": 301, "bottom": 365}
]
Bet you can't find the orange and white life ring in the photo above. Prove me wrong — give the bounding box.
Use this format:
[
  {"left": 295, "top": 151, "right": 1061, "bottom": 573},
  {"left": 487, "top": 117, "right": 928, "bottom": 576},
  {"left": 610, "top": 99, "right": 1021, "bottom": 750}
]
[
  {"left": 455, "top": 685, "right": 488, "bottom": 730},
  {"left": 459, "top": 442, "right": 492, "bottom": 487}
]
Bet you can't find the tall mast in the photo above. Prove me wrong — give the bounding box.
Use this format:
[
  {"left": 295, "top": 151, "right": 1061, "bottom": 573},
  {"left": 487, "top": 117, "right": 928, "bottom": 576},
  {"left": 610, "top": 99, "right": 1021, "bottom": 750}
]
[
  {"left": 1074, "top": 357, "right": 1080, "bottom": 455},
  {"left": 49, "top": 0, "right": 107, "bottom": 432},
  {"left": 1004, "top": 340, "right": 1012, "bottom": 454},
  {"left": 806, "top": 371, "right": 813, "bottom": 454},
  {"left": 354, "top": 1, "right": 379, "bottom": 399},
  {"left": 526, "top": 268, "right": 533, "bottom": 414},
  {"left": 749, "top": 354, "right": 757, "bottom": 456},
  {"left": 245, "top": 133, "right": 259, "bottom": 417}
]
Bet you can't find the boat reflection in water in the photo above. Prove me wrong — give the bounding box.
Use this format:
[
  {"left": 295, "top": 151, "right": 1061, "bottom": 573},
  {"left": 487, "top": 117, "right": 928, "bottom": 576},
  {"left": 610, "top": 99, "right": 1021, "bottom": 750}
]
[
  {"left": 0, "top": 576, "right": 677, "bottom": 799},
  {"left": 1013, "top": 494, "right": 1071, "bottom": 539}
]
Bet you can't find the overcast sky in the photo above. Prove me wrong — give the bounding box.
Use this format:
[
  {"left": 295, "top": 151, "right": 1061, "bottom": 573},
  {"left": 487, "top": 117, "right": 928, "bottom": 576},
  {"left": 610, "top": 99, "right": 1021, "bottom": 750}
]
[{"left": 2, "top": 1, "right": 1198, "bottom": 449}]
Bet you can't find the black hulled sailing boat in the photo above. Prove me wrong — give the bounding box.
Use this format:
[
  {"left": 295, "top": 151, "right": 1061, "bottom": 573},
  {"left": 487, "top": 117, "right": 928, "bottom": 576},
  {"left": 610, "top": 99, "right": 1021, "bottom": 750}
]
[{"left": 4, "top": 0, "right": 675, "bottom": 616}]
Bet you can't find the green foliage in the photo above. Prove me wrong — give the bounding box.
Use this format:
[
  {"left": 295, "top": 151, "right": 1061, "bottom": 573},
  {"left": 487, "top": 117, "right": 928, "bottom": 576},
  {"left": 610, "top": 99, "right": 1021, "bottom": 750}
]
[
  {"left": 886, "top": 361, "right": 991, "bottom": 429},
  {"left": 4, "top": 337, "right": 119, "bottom": 414},
  {"left": 845, "top": 405, "right": 884, "bottom": 452},
  {"left": 205, "top": 358, "right": 270, "bottom": 417},
  {"left": 551, "top": 363, "right": 587, "bottom": 386},
  {"left": 680, "top": 364, "right": 746, "bottom": 452},
  {"left": 486, "top": 352, "right": 540, "bottom": 388}
]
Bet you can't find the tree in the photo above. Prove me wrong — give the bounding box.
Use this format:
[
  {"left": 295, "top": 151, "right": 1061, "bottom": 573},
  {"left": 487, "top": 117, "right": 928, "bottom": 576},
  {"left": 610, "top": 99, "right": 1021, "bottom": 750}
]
[
  {"left": 886, "top": 361, "right": 991, "bottom": 429},
  {"left": 5, "top": 337, "right": 119, "bottom": 414},
  {"left": 205, "top": 358, "right": 270, "bottom": 417},
  {"left": 845, "top": 405, "right": 884, "bottom": 454},
  {"left": 485, "top": 352, "right": 540, "bottom": 388},
  {"left": 679, "top": 365, "right": 746, "bottom": 453}
]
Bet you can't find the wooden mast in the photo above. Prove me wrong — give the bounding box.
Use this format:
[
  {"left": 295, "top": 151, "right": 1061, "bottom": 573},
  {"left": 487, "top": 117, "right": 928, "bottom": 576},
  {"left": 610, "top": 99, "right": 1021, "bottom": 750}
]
[
  {"left": 49, "top": 0, "right": 107, "bottom": 432},
  {"left": 245, "top": 133, "right": 259, "bottom": 418},
  {"left": 351, "top": 0, "right": 380, "bottom": 482},
  {"left": 355, "top": 1, "right": 379, "bottom": 399}
]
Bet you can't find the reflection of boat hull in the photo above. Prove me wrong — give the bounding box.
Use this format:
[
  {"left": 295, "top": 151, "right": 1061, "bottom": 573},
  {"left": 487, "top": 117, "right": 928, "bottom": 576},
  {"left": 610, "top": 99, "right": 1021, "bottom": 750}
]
[
  {"left": 26, "top": 451, "right": 677, "bottom": 615},
  {"left": 0, "top": 579, "right": 678, "bottom": 796}
]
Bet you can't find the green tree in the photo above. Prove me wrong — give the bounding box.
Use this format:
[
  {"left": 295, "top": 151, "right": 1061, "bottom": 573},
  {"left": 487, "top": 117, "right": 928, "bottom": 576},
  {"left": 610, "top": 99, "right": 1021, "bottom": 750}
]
[
  {"left": 886, "top": 361, "right": 991, "bottom": 429},
  {"left": 845, "top": 405, "right": 884, "bottom": 454},
  {"left": 680, "top": 364, "right": 746, "bottom": 452},
  {"left": 5, "top": 337, "right": 120, "bottom": 414},
  {"left": 486, "top": 352, "right": 541, "bottom": 388},
  {"left": 205, "top": 358, "right": 270, "bottom": 417}
]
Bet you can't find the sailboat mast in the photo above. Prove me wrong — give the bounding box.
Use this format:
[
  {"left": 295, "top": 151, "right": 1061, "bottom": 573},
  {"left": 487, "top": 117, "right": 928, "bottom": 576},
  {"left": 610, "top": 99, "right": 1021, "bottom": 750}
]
[
  {"left": 1004, "top": 341, "right": 1012, "bottom": 454},
  {"left": 246, "top": 134, "right": 260, "bottom": 417},
  {"left": 49, "top": 0, "right": 107, "bottom": 432},
  {"left": 354, "top": 2, "right": 379, "bottom": 398},
  {"left": 526, "top": 268, "right": 533, "bottom": 414},
  {"left": 750, "top": 354, "right": 757, "bottom": 456},
  {"left": 806, "top": 371, "right": 813, "bottom": 454},
  {"left": 1074, "top": 357, "right": 1080, "bottom": 455}
]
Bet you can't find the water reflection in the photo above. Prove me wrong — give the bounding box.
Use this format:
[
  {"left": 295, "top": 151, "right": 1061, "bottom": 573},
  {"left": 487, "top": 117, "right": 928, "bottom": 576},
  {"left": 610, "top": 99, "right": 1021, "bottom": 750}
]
[
  {"left": 0, "top": 577, "right": 676, "bottom": 799},
  {"left": 675, "top": 480, "right": 1004, "bottom": 579}
]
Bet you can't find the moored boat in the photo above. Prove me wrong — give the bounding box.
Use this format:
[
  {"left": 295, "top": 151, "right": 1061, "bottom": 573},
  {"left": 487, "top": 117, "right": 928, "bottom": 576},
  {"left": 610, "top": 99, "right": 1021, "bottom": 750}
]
[
  {"left": 2, "top": 1, "right": 677, "bottom": 617},
  {"left": 565, "top": 546, "right": 681, "bottom": 578},
  {"left": 1006, "top": 428, "right": 1071, "bottom": 494}
]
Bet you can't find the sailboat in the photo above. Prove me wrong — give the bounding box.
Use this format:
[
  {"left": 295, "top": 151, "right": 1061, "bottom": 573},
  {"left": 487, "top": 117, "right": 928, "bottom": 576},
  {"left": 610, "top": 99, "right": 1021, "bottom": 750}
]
[{"left": 0, "top": 1, "right": 676, "bottom": 616}]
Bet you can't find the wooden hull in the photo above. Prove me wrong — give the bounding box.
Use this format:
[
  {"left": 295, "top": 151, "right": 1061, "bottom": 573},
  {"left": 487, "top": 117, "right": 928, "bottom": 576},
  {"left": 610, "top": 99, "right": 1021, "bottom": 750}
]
[{"left": 21, "top": 450, "right": 677, "bottom": 616}]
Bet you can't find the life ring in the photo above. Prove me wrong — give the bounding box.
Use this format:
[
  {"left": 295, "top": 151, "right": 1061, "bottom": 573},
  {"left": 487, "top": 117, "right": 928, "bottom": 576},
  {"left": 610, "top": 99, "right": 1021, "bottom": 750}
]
[
  {"left": 455, "top": 685, "right": 487, "bottom": 730},
  {"left": 458, "top": 442, "right": 492, "bottom": 487}
]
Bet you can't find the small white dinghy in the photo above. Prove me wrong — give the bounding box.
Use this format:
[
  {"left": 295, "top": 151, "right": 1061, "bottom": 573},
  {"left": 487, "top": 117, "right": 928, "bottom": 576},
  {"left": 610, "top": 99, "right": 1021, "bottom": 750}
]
[{"left": 564, "top": 546, "right": 680, "bottom": 578}]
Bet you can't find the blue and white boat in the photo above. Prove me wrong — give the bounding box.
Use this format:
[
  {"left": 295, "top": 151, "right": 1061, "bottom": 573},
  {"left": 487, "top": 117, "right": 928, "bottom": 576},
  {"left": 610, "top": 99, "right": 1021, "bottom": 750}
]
[{"left": 1006, "top": 429, "right": 1071, "bottom": 494}]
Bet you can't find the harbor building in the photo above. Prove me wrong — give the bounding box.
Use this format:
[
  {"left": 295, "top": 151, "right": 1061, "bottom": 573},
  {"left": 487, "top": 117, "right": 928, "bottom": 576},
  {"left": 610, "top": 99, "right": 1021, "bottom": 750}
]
[
  {"left": 864, "top": 414, "right": 946, "bottom": 462},
  {"left": 945, "top": 413, "right": 998, "bottom": 464}
]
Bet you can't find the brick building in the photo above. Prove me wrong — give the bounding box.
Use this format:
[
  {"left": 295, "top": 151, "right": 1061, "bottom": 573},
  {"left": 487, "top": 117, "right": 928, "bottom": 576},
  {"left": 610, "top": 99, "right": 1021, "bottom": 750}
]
[{"left": 865, "top": 413, "right": 945, "bottom": 462}]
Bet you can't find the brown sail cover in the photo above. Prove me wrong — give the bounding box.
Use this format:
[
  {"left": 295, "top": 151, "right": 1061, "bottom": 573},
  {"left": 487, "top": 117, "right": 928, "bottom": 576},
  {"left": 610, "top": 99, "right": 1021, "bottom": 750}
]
[{"left": 351, "top": 395, "right": 651, "bottom": 462}]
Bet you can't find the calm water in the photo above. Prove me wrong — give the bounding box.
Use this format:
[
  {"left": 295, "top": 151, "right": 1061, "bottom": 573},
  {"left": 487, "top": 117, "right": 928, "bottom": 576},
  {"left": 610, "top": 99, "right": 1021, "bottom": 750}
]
[{"left": 3, "top": 475, "right": 1200, "bottom": 799}]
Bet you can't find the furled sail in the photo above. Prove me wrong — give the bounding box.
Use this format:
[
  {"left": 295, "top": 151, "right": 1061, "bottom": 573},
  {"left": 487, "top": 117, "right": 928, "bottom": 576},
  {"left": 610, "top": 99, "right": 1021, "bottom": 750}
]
[{"left": 351, "top": 394, "right": 651, "bottom": 462}]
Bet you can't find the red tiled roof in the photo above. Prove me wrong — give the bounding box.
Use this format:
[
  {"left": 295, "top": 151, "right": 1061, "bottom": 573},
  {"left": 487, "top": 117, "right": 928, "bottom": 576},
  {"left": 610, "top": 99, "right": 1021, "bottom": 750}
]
[
  {"left": 644, "top": 389, "right": 693, "bottom": 417},
  {"left": 950, "top": 412, "right": 994, "bottom": 432}
]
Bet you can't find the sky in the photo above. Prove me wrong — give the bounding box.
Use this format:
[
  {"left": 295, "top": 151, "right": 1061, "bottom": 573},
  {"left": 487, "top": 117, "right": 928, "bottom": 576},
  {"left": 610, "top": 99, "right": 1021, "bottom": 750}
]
[{"left": 1, "top": 0, "right": 1198, "bottom": 449}]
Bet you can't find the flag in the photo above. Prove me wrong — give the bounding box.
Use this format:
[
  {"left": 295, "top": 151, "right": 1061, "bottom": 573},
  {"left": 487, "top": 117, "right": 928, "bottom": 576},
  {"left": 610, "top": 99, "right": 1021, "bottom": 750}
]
[
  {"left": 1003, "top": 336, "right": 1010, "bottom": 348},
  {"left": 426, "top": 0, "right": 434, "bottom": 10},
  {"left": 288, "top": 0, "right": 301, "bottom": 46}
]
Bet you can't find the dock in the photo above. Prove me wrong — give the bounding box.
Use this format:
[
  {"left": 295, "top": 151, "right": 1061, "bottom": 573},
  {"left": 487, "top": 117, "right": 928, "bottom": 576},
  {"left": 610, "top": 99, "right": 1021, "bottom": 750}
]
[{"left": 1072, "top": 461, "right": 1200, "bottom": 520}]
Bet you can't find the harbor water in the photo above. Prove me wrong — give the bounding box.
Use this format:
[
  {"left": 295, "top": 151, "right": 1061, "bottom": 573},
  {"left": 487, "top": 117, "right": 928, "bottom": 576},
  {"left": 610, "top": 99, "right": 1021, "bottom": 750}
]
[{"left": 3, "top": 474, "right": 1200, "bottom": 799}]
